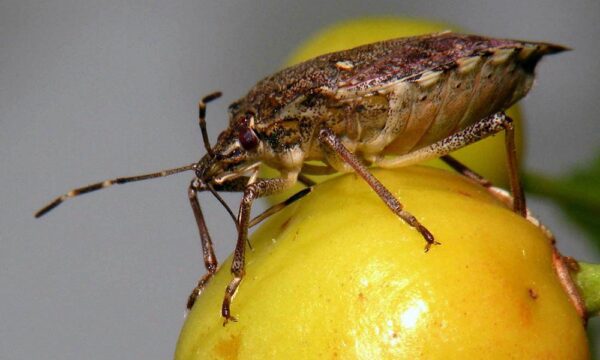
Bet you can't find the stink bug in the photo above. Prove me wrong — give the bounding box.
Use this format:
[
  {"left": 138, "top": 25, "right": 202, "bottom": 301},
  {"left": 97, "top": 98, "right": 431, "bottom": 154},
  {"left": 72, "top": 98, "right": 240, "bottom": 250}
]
[{"left": 36, "top": 32, "right": 567, "bottom": 322}]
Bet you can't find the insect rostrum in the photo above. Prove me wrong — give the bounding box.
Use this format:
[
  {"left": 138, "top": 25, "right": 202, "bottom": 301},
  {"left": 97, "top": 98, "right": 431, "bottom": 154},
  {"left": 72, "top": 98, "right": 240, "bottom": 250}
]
[{"left": 36, "top": 32, "right": 567, "bottom": 323}]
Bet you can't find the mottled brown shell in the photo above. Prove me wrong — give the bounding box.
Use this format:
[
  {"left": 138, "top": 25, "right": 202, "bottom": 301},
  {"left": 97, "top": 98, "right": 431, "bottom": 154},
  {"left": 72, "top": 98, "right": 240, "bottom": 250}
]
[
  {"left": 219, "top": 32, "right": 565, "bottom": 173},
  {"left": 237, "top": 32, "right": 564, "bottom": 122}
]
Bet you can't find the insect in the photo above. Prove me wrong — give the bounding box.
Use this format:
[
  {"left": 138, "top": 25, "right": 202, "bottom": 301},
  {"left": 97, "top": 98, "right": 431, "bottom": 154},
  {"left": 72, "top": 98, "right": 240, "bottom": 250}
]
[{"left": 36, "top": 32, "right": 566, "bottom": 323}]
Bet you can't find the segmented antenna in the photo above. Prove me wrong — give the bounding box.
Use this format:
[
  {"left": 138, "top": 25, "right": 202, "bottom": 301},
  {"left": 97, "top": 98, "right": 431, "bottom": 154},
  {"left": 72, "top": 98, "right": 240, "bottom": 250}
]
[
  {"left": 35, "top": 163, "right": 196, "bottom": 218},
  {"left": 198, "top": 91, "right": 222, "bottom": 157}
]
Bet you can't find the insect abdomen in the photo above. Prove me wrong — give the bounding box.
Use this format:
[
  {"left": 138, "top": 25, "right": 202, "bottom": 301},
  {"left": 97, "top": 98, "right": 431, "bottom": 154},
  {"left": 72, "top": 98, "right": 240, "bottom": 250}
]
[{"left": 348, "top": 44, "right": 554, "bottom": 157}]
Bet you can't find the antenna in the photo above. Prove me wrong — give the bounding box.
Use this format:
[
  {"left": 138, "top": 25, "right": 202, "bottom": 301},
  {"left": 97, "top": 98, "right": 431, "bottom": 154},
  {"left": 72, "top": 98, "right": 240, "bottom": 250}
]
[{"left": 35, "top": 163, "right": 196, "bottom": 218}]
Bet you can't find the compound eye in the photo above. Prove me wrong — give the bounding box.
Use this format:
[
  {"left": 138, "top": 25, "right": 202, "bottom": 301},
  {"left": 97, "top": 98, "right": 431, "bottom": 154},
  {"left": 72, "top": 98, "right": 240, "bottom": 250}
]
[{"left": 238, "top": 126, "right": 259, "bottom": 150}]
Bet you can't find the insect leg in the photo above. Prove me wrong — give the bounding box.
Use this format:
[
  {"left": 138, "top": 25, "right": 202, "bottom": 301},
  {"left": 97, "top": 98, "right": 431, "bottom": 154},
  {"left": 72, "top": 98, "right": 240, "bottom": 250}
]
[
  {"left": 222, "top": 177, "right": 296, "bottom": 324},
  {"left": 187, "top": 176, "right": 258, "bottom": 310},
  {"left": 300, "top": 163, "right": 337, "bottom": 175},
  {"left": 243, "top": 171, "right": 315, "bottom": 228},
  {"left": 440, "top": 155, "right": 523, "bottom": 211},
  {"left": 318, "top": 127, "right": 438, "bottom": 251},
  {"left": 297, "top": 173, "right": 317, "bottom": 187},
  {"left": 441, "top": 155, "right": 559, "bottom": 252},
  {"left": 253, "top": 168, "right": 324, "bottom": 221},
  {"left": 503, "top": 117, "right": 526, "bottom": 216},
  {"left": 440, "top": 155, "right": 493, "bottom": 188},
  {"left": 186, "top": 179, "right": 219, "bottom": 310},
  {"left": 441, "top": 154, "right": 512, "bottom": 206},
  {"left": 198, "top": 91, "right": 222, "bottom": 156},
  {"left": 255, "top": 167, "right": 332, "bottom": 222},
  {"left": 375, "top": 112, "right": 525, "bottom": 216},
  {"left": 249, "top": 186, "right": 313, "bottom": 228}
]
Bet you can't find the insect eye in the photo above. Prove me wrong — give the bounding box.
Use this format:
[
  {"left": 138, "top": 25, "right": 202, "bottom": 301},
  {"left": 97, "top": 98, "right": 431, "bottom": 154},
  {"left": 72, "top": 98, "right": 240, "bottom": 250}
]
[
  {"left": 238, "top": 127, "right": 259, "bottom": 150},
  {"left": 236, "top": 115, "right": 251, "bottom": 129}
]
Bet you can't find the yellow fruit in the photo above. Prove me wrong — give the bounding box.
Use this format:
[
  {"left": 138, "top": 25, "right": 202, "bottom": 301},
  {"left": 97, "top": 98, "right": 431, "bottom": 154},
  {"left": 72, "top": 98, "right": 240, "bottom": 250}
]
[
  {"left": 176, "top": 167, "right": 587, "bottom": 359},
  {"left": 263, "top": 17, "right": 523, "bottom": 204}
]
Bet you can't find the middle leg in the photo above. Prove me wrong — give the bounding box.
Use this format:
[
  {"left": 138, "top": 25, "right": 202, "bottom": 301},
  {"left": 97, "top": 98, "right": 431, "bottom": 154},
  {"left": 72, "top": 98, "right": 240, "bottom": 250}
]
[
  {"left": 318, "top": 127, "right": 438, "bottom": 251},
  {"left": 186, "top": 179, "right": 219, "bottom": 310},
  {"left": 222, "top": 176, "right": 296, "bottom": 324}
]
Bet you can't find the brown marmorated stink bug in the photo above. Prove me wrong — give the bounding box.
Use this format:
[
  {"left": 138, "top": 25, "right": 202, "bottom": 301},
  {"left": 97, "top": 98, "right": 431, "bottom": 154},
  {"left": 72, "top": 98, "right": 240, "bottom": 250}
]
[{"left": 36, "top": 32, "right": 567, "bottom": 323}]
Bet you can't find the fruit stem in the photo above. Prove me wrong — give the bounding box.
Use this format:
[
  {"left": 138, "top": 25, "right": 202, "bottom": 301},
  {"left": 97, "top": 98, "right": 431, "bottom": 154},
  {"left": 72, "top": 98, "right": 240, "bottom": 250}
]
[{"left": 570, "top": 260, "right": 600, "bottom": 317}]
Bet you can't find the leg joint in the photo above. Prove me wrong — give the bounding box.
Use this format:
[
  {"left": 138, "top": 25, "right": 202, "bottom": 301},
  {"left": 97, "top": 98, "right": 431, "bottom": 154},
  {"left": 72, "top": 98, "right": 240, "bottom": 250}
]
[
  {"left": 188, "top": 179, "right": 203, "bottom": 198},
  {"left": 206, "top": 263, "right": 218, "bottom": 273},
  {"left": 318, "top": 127, "right": 334, "bottom": 141},
  {"left": 497, "top": 112, "right": 514, "bottom": 129}
]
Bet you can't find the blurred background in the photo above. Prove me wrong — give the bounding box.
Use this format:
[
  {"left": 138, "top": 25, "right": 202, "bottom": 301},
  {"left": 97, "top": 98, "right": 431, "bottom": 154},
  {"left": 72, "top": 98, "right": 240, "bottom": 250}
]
[{"left": 1, "top": 1, "right": 598, "bottom": 359}]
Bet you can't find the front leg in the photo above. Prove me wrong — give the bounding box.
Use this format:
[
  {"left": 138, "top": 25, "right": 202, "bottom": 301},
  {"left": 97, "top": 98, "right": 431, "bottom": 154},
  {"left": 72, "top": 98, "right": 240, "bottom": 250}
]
[
  {"left": 222, "top": 175, "right": 297, "bottom": 324},
  {"left": 186, "top": 176, "right": 254, "bottom": 310},
  {"left": 186, "top": 179, "right": 220, "bottom": 310}
]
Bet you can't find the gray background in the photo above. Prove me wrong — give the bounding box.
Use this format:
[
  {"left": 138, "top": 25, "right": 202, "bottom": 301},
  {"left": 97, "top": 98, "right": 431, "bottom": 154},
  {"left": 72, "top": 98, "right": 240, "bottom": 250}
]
[{"left": 2, "top": 1, "right": 599, "bottom": 359}]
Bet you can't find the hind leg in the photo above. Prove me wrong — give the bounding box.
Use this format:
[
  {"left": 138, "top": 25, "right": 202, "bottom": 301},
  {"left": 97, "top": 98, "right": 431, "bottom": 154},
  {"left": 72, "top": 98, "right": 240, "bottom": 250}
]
[{"left": 375, "top": 112, "right": 526, "bottom": 216}]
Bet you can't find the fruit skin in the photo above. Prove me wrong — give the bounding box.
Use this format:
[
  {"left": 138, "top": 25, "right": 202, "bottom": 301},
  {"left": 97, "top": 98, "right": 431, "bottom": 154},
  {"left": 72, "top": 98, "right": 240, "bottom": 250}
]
[
  {"left": 175, "top": 167, "right": 588, "bottom": 359},
  {"left": 263, "top": 17, "right": 523, "bottom": 204}
]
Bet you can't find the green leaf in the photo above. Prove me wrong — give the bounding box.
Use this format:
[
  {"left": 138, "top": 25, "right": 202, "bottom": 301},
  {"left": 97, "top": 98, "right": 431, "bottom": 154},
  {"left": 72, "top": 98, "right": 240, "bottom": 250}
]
[
  {"left": 523, "top": 154, "right": 600, "bottom": 245},
  {"left": 573, "top": 262, "right": 600, "bottom": 316}
]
